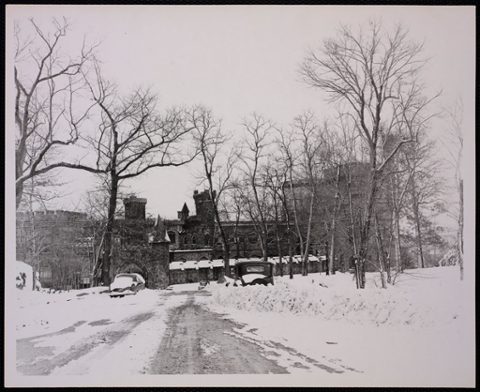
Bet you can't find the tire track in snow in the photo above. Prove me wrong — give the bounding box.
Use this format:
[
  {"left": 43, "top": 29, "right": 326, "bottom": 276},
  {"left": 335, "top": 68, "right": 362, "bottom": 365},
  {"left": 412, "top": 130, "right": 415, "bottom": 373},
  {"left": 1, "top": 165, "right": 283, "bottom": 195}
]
[{"left": 149, "top": 292, "right": 289, "bottom": 374}]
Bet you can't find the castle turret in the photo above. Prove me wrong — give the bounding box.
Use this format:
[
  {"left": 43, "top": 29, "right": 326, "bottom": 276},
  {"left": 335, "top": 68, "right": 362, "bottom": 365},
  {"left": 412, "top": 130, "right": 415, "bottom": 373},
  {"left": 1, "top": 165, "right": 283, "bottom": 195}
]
[
  {"left": 177, "top": 203, "right": 190, "bottom": 222},
  {"left": 193, "top": 189, "right": 215, "bottom": 225},
  {"left": 123, "top": 194, "right": 147, "bottom": 220}
]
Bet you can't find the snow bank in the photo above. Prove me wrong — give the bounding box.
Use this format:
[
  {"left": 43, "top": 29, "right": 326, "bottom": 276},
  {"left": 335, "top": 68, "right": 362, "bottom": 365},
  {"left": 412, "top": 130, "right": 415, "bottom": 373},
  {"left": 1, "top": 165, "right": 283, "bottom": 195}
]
[{"left": 209, "top": 267, "right": 469, "bottom": 329}]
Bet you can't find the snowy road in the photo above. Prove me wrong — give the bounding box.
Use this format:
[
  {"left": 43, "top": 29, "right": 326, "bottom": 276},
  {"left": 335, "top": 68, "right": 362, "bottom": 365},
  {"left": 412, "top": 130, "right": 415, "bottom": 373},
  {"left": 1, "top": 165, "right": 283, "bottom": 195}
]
[
  {"left": 148, "top": 289, "right": 349, "bottom": 375},
  {"left": 149, "top": 290, "right": 289, "bottom": 374},
  {"left": 16, "top": 286, "right": 351, "bottom": 376}
]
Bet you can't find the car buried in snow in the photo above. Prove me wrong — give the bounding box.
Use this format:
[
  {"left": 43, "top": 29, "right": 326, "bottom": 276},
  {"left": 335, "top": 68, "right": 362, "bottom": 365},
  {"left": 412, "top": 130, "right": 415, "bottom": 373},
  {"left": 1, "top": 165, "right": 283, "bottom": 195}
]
[
  {"left": 109, "top": 273, "right": 145, "bottom": 297},
  {"left": 234, "top": 259, "right": 274, "bottom": 286}
]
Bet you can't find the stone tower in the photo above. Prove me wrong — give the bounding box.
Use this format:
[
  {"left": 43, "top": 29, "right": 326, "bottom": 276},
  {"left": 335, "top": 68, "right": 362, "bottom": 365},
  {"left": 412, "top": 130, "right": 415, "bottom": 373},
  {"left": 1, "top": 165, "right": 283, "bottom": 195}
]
[
  {"left": 193, "top": 190, "right": 215, "bottom": 225},
  {"left": 123, "top": 195, "right": 147, "bottom": 220}
]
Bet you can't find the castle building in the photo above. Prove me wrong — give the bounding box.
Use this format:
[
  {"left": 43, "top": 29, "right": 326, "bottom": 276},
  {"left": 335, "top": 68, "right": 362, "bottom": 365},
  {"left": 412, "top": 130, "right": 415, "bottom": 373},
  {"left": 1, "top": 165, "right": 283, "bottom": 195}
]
[
  {"left": 123, "top": 195, "right": 147, "bottom": 220},
  {"left": 17, "top": 189, "right": 322, "bottom": 290}
]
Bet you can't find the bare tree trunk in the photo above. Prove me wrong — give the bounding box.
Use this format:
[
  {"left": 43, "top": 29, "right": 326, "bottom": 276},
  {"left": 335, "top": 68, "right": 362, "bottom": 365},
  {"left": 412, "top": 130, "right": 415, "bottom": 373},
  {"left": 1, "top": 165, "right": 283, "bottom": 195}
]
[
  {"left": 276, "top": 236, "right": 283, "bottom": 276},
  {"left": 392, "top": 208, "right": 403, "bottom": 273},
  {"left": 274, "top": 206, "right": 284, "bottom": 277},
  {"left": 211, "top": 201, "right": 230, "bottom": 276},
  {"left": 281, "top": 182, "right": 294, "bottom": 279},
  {"left": 410, "top": 176, "right": 425, "bottom": 268},
  {"left": 102, "top": 172, "right": 118, "bottom": 286},
  {"left": 357, "top": 168, "right": 379, "bottom": 289},
  {"left": 288, "top": 231, "right": 294, "bottom": 279},
  {"left": 389, "top": 173, "right": 403, "bottom": 273},
  {"left": 328, "top": 231, "right": 335, "bottom": 275},
  {"left": 233, "top": 204, "right": 241, "bottom": 260},
  {"left": 289, "top": 178, "right": 304, "bottom": 271},
  {"left": 302, "top": 191, "right": 315, "bottom": 276},
  {"left": 385, "top": 234, "right": 393, "bottom": 284},
  {"left": 262, "top": 229, "right": 269, "bottom": 262},
  {"left": 414, "top": 207, "right": 425, "bottom": 269},
  {"left": 328, "top": 165, "right": 342, "bottom": 275},
  {"left": 282, "top": 188, "right": 294, "bottom": 279},
  {"left": 458, "top": 179, "right": 464, "bottom": 280},
  {"left": 374, "top": 213, "right": 387, "bottom": 289},
  {"left": 347, "top": 170, "right": 360, "bottom": 289}
]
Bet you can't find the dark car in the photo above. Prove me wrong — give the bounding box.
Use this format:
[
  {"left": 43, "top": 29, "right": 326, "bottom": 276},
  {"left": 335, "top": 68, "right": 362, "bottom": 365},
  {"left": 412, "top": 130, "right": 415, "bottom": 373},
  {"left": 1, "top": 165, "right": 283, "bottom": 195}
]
[
  {"left": 109, "top": 273, "right": 145, "bottom": 297},
  {"left": 235, "top": 260, "right": 274, "bottom": 286}
]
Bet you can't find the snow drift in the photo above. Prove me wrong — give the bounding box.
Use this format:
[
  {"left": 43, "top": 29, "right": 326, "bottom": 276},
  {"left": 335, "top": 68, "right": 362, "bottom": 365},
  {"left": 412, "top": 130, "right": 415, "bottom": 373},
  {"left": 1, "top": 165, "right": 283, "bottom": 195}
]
[{"left": 209, "top": 267, "right": 469, "bottom": 329}]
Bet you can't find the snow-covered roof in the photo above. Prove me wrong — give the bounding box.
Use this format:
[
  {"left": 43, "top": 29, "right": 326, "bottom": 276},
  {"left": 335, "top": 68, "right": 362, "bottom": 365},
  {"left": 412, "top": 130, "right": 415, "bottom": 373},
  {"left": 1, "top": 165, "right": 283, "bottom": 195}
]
[
  {"left": 233, "top": 258, "right": 265, "bottom": 264},
  {"left": 169, "top": 259, "right": 224, "bottom": 270},
  {"left": 169, "top": 255, "right": 321, "bottom": 270},
  {"left": 270, "top": 255, "right": 321, "bottom": 264}
]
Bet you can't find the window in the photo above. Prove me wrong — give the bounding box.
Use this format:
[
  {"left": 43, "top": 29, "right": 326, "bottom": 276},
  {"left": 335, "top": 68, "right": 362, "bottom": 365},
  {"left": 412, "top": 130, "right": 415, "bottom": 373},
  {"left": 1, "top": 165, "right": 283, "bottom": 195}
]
[
  {"left": 40, "top": 269, "right": 52, "bottom": 278},
  {"left": 168, "top": 231, "right": 176, "bottom": 244},
  {"left": 246, "top": 265, "right": 265, "bottom": 273},
  {"left": 192, "top": 235, "right": 197, "bottom": 245}
]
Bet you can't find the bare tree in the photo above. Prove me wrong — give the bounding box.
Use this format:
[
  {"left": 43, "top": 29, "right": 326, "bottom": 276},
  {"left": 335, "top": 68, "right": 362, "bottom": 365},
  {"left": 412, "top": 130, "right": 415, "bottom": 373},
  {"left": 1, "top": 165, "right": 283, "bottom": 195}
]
[
  {"left": 65, "top": 66, "right": 197, "bottom": 285},
  {"left": 14, "top": 17, "right": 97, "bottom": 209},
  {"left": 80, "top": 178, "right": 127, "bottom": 286},
  {"left": 300, "top": 20, "right": 439, "bottom": 288},
  {"left": 383, "top": 135, "right": 415, "bottom": 274},
  {"left": 278, "top": 127, "right": 305, "bottom": 270},
  {"left": 263, "top": 161, "right": 287, "bottom": 277},
  {"left": 190, "top": 106, "right": 238, "bottom": 277},
  {"left": 399, "top": 135, "right": 445, "bottom": 269},
  {"left": 318, "top": 117, "right": 358, "bottom": 276},
  {"left": 291, "top": 112, "right": 325, "bottom": 276},
  {"left": 275, "top": 126, "right": 299, "bottom": 279},
  {"left": 442, "top": 98, "right": 464, "bottom": 280},
  {"left": 238, "top": 114, "right": 275, "bottom": 262},
  {"left": 227, "top": 181, "right": 247, "bottom": 260}
]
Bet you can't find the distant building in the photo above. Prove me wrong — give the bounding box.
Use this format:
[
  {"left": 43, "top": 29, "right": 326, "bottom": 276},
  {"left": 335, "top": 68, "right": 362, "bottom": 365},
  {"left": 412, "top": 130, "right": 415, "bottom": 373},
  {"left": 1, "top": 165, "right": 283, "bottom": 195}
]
[{"left": 16, "top": 210, "right": 94, "bottom": 289}]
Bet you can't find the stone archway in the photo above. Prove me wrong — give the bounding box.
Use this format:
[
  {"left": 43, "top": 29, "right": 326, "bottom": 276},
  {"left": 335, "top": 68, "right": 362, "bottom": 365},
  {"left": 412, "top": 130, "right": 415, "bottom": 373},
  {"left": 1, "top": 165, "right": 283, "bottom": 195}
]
[{"left": 120, "top": 263, "right": 148, "bottom": 286}]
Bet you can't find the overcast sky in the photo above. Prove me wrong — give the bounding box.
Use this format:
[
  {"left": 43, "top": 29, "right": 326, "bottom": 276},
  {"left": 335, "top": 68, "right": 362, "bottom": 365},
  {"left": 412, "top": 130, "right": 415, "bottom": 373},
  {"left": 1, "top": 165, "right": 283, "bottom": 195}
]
[{"left": 7, "top": 5, "right": 475, "bottom": 222}]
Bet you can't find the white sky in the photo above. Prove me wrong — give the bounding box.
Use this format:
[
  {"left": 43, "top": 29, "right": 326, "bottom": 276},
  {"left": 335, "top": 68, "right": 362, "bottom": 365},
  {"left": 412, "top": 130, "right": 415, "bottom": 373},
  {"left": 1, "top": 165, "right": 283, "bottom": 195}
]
[{"left": 6, "top": 5, "right": 475, "bottom": 222}]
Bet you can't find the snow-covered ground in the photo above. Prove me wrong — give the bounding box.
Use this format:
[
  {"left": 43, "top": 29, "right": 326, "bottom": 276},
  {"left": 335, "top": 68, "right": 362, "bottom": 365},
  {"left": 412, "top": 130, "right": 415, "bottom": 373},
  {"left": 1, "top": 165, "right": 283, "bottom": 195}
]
[
  {"left": 6, "top": 265, "right": 475, "bottom": 387},
  {"left": 199, "top": 266, "right": 475, "bottom": 387}
]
